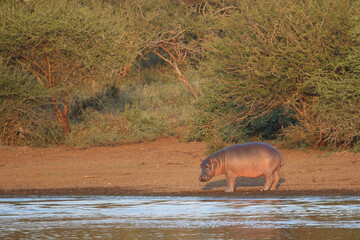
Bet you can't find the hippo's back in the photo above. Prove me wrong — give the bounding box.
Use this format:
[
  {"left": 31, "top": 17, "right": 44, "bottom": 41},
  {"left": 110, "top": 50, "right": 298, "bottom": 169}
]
[{"left": 223, "top": 142, "right": 283, "bottom": 164}]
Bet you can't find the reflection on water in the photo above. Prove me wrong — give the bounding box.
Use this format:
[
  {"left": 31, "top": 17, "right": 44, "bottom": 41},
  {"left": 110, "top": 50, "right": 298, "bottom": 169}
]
[{"left": 0, "top": 196, "right": 359, "bottom": 239}]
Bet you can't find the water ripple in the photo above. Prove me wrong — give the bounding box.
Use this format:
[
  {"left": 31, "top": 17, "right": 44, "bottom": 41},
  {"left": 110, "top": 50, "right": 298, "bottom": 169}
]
[{"left": 0, "top": 196, "right": 359, "bottom": 239}]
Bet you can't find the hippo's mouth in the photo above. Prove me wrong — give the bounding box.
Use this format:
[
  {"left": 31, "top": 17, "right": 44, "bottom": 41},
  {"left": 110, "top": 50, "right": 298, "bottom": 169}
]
[{"left": 199, "top": 176, "right": 211, "bottom": 182}]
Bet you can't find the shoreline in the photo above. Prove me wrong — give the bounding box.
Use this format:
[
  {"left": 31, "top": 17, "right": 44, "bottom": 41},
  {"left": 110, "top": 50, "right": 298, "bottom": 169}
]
[{"left": 1, "top": 188, "right": 359, "bottom": 197}]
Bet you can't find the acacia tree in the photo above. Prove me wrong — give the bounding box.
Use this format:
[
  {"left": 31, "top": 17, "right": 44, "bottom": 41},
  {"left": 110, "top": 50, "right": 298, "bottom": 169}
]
[
  {"left": 0, "top": 60, "right": 62, "bottom": 146},
  {"left": 1, "top": 0, "right": 204, "bottom": 140},
  {"left": 111, "top": 0, "right": 203, "bottom": 98},
  {"left": 141, "top": 26, "right": 200, "bottom": 98},
  {"left": 0, "top": 1, "right": 128, "bottom": 133},
  {"left": 198, "top": 0, "right": 357, "bottom": 147}
]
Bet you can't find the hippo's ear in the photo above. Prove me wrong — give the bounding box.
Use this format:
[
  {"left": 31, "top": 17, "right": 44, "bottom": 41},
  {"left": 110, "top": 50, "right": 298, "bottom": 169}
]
[{"left": 209, "top": 158, "right": 215, "bottom": 164}]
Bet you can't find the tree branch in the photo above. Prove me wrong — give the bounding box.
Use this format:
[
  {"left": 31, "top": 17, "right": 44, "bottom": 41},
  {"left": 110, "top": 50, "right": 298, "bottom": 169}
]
[
  {"left": 153, "top": 49, "right": 173, "bottom": 64},
  {"left": 159, "top": 44, "right": 177, "bottom": 62}
]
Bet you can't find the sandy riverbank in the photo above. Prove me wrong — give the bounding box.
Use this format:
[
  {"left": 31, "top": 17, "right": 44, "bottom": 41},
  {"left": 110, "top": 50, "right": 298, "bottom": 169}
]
[{"left": 1, "top": 138, "right": 359, "bottom": 196}]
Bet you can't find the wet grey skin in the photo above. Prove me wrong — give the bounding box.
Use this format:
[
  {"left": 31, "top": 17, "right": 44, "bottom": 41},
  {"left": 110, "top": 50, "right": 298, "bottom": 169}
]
[{"left": 199, "top": 142, "right": 284, "bottom": 192}]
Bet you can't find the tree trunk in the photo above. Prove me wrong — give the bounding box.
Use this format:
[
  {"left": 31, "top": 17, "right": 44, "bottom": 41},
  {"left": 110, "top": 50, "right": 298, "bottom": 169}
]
[
  {"left": 52, "top": 96, "right": 71, "bottom": 134},
  {"left": 172, "top": 62, "right": 199, "bottom": 99}
]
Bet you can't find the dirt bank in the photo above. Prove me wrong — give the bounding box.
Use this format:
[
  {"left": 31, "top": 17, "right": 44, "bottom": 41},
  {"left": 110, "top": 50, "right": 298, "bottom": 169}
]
[{"left": 1, "top": 138, "right": 359, "bottom": 196}]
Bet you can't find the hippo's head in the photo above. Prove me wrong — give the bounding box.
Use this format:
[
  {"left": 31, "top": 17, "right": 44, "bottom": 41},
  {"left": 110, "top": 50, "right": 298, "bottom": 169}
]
[{"left": 199, "top": 158, "right": 216, "bottom": 182}]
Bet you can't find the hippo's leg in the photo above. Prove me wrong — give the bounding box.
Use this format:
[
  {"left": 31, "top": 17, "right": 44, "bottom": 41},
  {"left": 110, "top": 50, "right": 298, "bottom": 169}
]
[
  {"left": 225, "top": 173, "right": 236, "bottom": 192},
  {"left": 261, "top": 173, "right": 274, "bottom": 191},
  {"left": 270, "top": 168, "right": 280, "bottom": 190}
]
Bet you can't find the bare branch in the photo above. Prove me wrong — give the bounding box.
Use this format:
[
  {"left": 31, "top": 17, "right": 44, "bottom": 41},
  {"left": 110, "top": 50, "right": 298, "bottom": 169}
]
[
  {"left": 159, "top": 45, "right": 177, "bottom": 62},
  {"left": 21, "top": 54, "right": 47, "bottom": 77},
  {"left": 153, "top": 49, "right": 173, "bottom": 64}
]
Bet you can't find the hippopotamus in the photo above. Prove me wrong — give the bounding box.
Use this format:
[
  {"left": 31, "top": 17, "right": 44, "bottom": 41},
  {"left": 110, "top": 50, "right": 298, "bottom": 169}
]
[{"left": 199, "top": 142, "right": 284, "bottom": 192}]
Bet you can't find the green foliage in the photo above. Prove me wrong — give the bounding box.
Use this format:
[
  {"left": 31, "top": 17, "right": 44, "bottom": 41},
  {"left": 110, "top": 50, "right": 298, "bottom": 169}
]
[
  {"left": 70, "top": 85, "right": 133, "bottom": 120},
  {"left": 65, "top": 109, "right": 128, "bottom": 148},
  {"left": 0, "top": 61, "right": 64, "bottom": 147},
  {"left": 282, "top": 2, "right": 360, "bottom": 148},
  {"left": 310, "top": 57, "right": 360, "bottom": 147},
  {"left": 0, "top": 0, "right": 202, "bottom": 134},
  {"left": 65, "top": 79, "right": 195, "bottom": 148},
  {"left": 1, "top": 0, "right": 359, "bottom": 150},
  {"left": 0, "top": 0, "right": 202, "bottom": 147},
  {"left": 0, "top": 0, "right": 132, "bottom": 133},
  {"left": 0, "top": 0, "right": 127, "bottom": 71},
  {"left": 197, "top": 0, "right": 360, "bottom": 149},
  {"left": 280, "top": 124, "right": 312, "bottom": 149}
]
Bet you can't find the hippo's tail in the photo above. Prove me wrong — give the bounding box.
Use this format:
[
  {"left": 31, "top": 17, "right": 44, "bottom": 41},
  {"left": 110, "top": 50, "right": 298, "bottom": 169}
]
[{"left": 280, "top": 153, "right": 284, "bottom": 167}]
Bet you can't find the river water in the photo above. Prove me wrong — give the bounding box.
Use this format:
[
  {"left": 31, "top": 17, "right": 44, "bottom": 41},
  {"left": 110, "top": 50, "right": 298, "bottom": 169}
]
[{"left": 0, "top": 195, "right": 359, "bottom": 239}]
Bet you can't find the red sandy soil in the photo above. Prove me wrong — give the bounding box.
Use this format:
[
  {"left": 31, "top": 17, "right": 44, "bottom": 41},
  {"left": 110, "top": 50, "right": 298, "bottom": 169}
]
[{"left": 1, "top": 138, "right": 359, "bottom": 196}]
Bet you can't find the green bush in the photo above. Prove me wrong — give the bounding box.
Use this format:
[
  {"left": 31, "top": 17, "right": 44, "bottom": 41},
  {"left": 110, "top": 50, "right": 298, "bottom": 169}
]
[
  {"left": 65, "top": 103, "right": 170, "bottom": 148},
  {"left": 0, "top": 62, "right": 64, "bottom": 147},
  {"left": 310, "top": 64, "right": 360, "bottom": 147},
  {"left": 65, "top": 109, "right": 127, "bottom": 148},
  {"left": 196, "top": 0, "right": 359, "bottom": 149},
  {"left": 282, "top": 4, "right": 360, "bottom": 148},
  {"left": 0, "top": 0, "right": 154, "bottom": 134}
]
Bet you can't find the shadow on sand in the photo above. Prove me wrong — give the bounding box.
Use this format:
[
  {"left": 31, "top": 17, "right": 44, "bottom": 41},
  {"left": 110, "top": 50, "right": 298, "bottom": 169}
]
[{"left": 202, "top": 177, "right": 286, "bottom": 191}]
